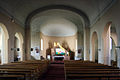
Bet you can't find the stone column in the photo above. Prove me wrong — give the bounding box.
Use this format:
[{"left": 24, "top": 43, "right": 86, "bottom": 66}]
[
  {"left": 25, "top": 26, "right": 31, "bottom": 60},
  {"left": 104, "top": 27, "right": 111, "bottom": 66},
  {"left": 84, "top": 27, "right": 90, "bottom": 60}
]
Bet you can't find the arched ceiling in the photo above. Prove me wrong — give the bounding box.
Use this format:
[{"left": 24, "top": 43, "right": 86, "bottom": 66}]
[
  {"left": 0, "top": 0, "right": 116, "bottom": 27},
  {"left": 30, "top": 9, "right": 83, "bottom": 36},
  {"left": 39, "top": 18, "right": 77, "bottom": 37}
]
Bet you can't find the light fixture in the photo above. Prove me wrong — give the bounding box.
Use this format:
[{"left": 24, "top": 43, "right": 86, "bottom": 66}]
[
  {"left": 10, "top": 16, "right": 15, "bottom": 23},
  {"left": 17, "top": 48, "right": 20, "bottom": 51},
  {"left": 11, "top": 48, "right": 20, "bottom": 51},
  {"left": 31, "top": 48, "right": 33, "bottom": 51},
  {"left": 115, "top": 46, "right": 120, "bottom": 49},
  {"left": 11, "top": 48, "right": 15, "bottom": 51},
  {"left": 98, "top": 49, "right": 101, "bottom": 51}
]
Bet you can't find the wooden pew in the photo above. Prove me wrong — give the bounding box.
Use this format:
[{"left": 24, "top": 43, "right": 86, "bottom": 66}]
[
  {"left": 64, "top": 60, "right": 120, "bottom": 80},
  {"left": 66, "top": 74, "right": 120, "bottom": 80},
  {"left": 0, "top": 60, "right": 50, "bottom": 80}
]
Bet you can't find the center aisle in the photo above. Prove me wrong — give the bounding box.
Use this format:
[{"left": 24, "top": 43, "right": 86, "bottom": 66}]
[{"left": 41, "top": 61, "right": 65, "bottom": 80}]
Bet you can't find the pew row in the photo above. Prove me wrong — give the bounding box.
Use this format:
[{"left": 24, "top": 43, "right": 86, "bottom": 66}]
[
  {"left": 64, "top": 60, "right": 120, "bottom": 80},
  {"left": 0, "top": 60, "right": 50, "bottom": 80}
]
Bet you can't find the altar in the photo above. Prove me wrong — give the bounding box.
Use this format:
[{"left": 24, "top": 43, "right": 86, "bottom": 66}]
[
  {"left": 52, "top": 55, "right": 70, "bottom": 61},
  {"left": 53, "top": 56, "right": 64, "bottom": 61},
  {"left": 46, "top": 42, "right": 72, "bottom": 61}
]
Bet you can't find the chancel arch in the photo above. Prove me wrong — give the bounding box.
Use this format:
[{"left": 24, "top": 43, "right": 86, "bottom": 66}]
[
  {"left": 25, "top": 5, "right": 90, "bottom": 60},
  {"left": 0, "top": 23, "right": 9, "bottom": 64},
  {"left": 29, "top": 8, "right": 87, "bottom": 60}
]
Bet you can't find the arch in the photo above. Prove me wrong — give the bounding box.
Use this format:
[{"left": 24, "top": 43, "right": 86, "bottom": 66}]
[
  {"left": 25, "top": 5, "right": 90, "bottom": 60},
  {"left": 110, "top": 25, "right": 118, "bottom": 67},
  {"left": 15, "top": 32, "right": 24, "bottom": 61},
  {"left": 25, "top": 5, "right": 90, "bottom": 27},
  {"left": 91, "top": 31, "right": 98, "bottom": 62},
  {"left": 0, "top": 23, "right": 9, "bottom": 64},
  {"left": 102, "top": 22, "right": 118, "bottom": 66},
  {"left": 110, "top": 37, "right": 117, "bottom": 67},
  {"left": 102, "top": 22, "right": 112, "bottom": 65},
  {"left": 111, "top": 26, "right": 118, "bottom": 46}
]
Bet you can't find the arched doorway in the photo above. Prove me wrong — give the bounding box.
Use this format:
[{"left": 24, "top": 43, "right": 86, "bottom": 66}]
[
  {"left": 0, "top": 23, "right": 9, "bottom": 64},
  {"left": 14, "top": 32, "right": 24, "bottom": 61},
  {"left": 91, "top": 31, "right": 98, "bottom": 62},
  {"left": 110, "top": 26, "right": 118, "bottom": 67},
  {"left": 102, "top": 22, "right": 118, "bottom": 66}
]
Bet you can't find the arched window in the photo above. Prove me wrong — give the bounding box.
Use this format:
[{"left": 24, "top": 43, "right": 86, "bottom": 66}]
[{"left": 41, "top": 39, "right": 43, "bottom": 51}]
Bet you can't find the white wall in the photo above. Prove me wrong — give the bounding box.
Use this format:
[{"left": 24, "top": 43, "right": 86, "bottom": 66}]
[
  {"left": 31, "top": 32, "right": 40, "bottom": 60},
  {"left": 90, "top": 0, "right": 120, "bottom": 67},
  {"left": 0, "top": 12, "right": 25, "bottom": 63}
]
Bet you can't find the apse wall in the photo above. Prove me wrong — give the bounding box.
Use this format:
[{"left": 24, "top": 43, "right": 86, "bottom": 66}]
[
  {"left": 40, "top": 33, "right": 77, "bottom": 58},
  {"left": 0, "top": 12, "right": 25, "bottom": 63},
  {"left": 90, "top": 0, "right": 120, "bottom": 67},
  {"left": 31, "top": 32, "right": 78, "bottom": 59}
]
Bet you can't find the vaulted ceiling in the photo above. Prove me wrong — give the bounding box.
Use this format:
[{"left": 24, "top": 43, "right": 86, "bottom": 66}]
[
  {"left": 30, "top": 9, "right": 83, "bottom": 36},
  {"left": 0, "top": 0, "right": 117, "bottom": 36},
  {"left": 0, "top": 0, "right": 116, "bottom": 26}
]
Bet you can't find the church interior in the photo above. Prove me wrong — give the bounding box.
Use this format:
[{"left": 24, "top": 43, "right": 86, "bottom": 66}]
[{"left": 0, "top": 0, "right": 120, "bottom": 80}]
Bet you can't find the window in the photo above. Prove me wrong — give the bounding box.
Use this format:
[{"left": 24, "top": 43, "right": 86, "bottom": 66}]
[
  {"left": 41, "top": 39, "right": 43, "bottom": 50},
  {"left": 75, "top": 39, "right": 78, "bottom": 56},
  {"left": 110, "top": 37, "right": 112, "bottom": 50}
]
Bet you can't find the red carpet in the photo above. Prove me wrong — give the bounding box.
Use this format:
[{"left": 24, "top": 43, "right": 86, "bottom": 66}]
[{"left": 41, "top": 61, "right": 65, "bottom": 80}]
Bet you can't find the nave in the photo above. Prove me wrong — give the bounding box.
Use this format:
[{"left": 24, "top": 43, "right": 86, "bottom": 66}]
[
  {"left": 0, "top": 60, "right": 119, "bottom": 80},
  {"left": 0, "top": 0, "right": 120, "bottom": 80}
]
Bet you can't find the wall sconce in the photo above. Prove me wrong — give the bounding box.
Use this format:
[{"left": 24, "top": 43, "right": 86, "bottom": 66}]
[
  {"left": 10, "top": 16, "right": 15, "bottom": 23},
  {"left": 11, "top": 48, "right": 20, "bottom": 51},
  {"left": 17, "top": 48, "right": 20, "bottom": 51},
  {"left": 115, "top": 46, "right": 120, "bottom": 49},
  {"left": 31, "top": 48, "right": 33, "bottom": 51},
  {"left": 98, "top": 49, "right": 101, "bottom": 51},
  {"left": 11, "top": 48, "right": 16, "bottom": 51}
]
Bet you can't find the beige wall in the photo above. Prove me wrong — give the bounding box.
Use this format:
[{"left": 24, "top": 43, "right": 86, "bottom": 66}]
[
  {"left": 40, "top": 32, "right": 77, "bottom": 58},
  {"left": 31, "top": 32, "right": 84, "bottom": 60},
  {"left": 0, "top": 12, "right": 25, "bottom": 63}
]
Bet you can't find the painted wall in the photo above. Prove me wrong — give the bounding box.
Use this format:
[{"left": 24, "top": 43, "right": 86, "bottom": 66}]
[
  {"left": 31, "top": 32, "right": 84, "bottom": 60},
  {"left": 39, "top": 32, "right": 77, "bottom": 58},
  {"left": 90, "top": 0, "right": 120, "bottom": 67},
  {"left": 31, "top": 32, "right": 40, "bottom": 60},
  {"left": 78, "top": 32, "right": 84, "bottom": 59},
  {"left": 0, "top": 12, "right": 25, "bottom": 63}
]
